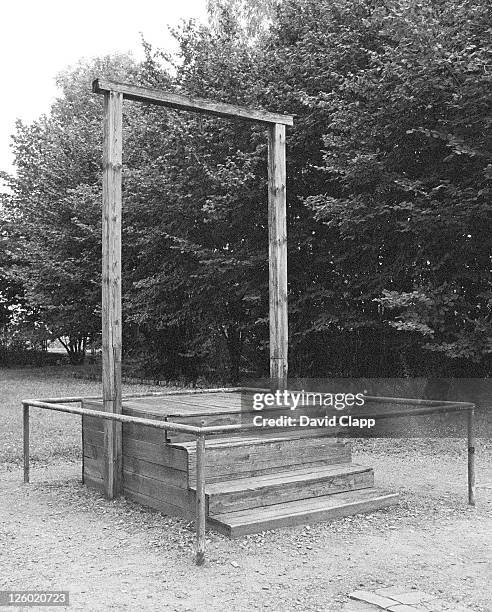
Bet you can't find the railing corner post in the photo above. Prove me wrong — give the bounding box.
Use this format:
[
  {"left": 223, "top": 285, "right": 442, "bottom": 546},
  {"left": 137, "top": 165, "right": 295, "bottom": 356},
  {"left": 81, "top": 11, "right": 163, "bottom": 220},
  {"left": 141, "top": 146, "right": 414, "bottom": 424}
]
[
  {"left": 23, "top": 403, "right": 30, "bottom": 484},
  {"left": 195, "top": 433, "right": 206, "bottom": 566},
  {"left": 467, "top": 406, "right": 476, "bottom": 506}
]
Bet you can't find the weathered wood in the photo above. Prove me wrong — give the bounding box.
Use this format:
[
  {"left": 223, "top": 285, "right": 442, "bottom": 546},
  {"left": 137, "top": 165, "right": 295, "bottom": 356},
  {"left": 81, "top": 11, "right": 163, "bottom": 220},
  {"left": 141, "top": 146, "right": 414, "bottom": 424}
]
[
  {"left": 84, "top": 474, "right": 106, "bottom": 493},
  {"left": 195, "top": 435, "right": 206, "bottom": 566},
  {"left": 102, "top": 89, "right": 123, "bottom": 500},
  {"left": 123, "top": 437, "right": 188, "bottom": 471},
  {"left": 124, "top": 489, "right": 193, "bottom": 519},
  {"left": 467, "top": 407, "right": 476, "bottom": 506},
  {"left": 93, "top": 79, "right": 294, "bottom": 126},
  {"left": 122, "top": 471, "right": 194, "bottom": 509},
  {"left": 28, "top": 399, "right": 205, "bottom": 433},
  {"left": 84, "top": 456, "right": 105, "bottom": 481},
  {"left": 209, "top": 488, "right": 399, "bottom": 538},
  {"left": 268, "top": 123, "right": 288, "bottom": 391},
  {"left": 83, "top": 415, "right": 105, "bottom": 432},
  {"left": 202, "top": 464, "right": 373, "bottom": 515},
  {"left": 122, "top": 422, "right": 167, "bottom": 446},
  {"left": 187, "top": 436, "right": 351, "bottom": 484},
  {"left": 84, "top": 445, "right": 188, "bottom": 489},
  {"left": 83, "top": 429, "right": 105, "bottom": 449},
  {"left": 23, "top": 405, "right": 29, "bottom": 483},
  {"left": 122, "top": 456, "right": 188, "bottom": 489}
]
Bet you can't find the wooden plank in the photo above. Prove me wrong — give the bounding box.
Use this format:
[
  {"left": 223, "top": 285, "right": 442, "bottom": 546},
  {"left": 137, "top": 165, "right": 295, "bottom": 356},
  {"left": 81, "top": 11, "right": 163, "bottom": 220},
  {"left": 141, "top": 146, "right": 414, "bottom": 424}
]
[
  {"left": 83, "top": 415, "right": 105, "bottom": 432},
  {"left": 85, "top": 445, "right": 187, "bottom": 488},
  {"left": 93, "top": 79, "right": 294, "bottom": 126},
  {"left": 84, "top": 429, "right": 104, "bottom": 448},
  {"left": 122, "top": 422, "right": 167, "bottom": 446},
  {"left": 122, "top": 406, "right": 168, "bottom": 421},
  {"left": 187, "top": 438, "right": 351, "bottom": 484},
  {"left": 205, "top": 465, "right": 373, "bottom": 515},
  {"left": 84, "top": 456, "right": 105, "bottom": 481},
  {"left": 122, "top": 395, "right": 244, "bottom": 415},
  {"left": 209, "top": 489, "right": 399, "bottom": 537},
  {"left": 124, "top": 489, "right": 193, "bottom": 519},
  {"left": 268, "top": 123, "right": 288, "bottom": 390},
  {"left": 123, "top": 437, "right": 188, "bottom": 471},
  {"left": 84, "top": 442, "right": 105, "bottom": 462},
  {"left": 123, "top": 471, "right": 194, "bottom": 510},
  {"left": 166, "top": 408, "right": 342, "bottom": 443},
  {"left": 176, "top": 428, "right": 339, "bottom": 449},
  {"left": 122, "top": 456, "right": 188, "bottom": 489},
  {"left": 84, "top": 474, "right": 106, "bottom": 494},
  {"left": 102, "top": 88, "right": 123, "bottom": 499}
]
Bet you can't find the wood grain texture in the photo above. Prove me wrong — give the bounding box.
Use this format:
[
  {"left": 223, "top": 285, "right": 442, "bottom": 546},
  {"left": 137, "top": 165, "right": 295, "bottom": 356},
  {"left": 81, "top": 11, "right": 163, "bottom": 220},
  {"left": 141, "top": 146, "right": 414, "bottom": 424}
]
[
  {"left": 209, "top": 488, "right": 399, "bottom": 537},
  {"left": 84, "top": 456, "right": 105, "bottom": 481},
  {"left": 93, "top": 78, "right": 294, "bottom": 126},
  {"left": 122, "top": 471, "right": 194, "bottom": 510},
  {"left": 102, "top": 90, "right": 123, "bottom": 500},
  {"left": 84, "top": 474, "right": 105, "bottom": 494},
  {"left": 202, "top": 464, "right": 373, "bottom": 515},
  {"left": 123, "top": 437, "right": 188, "bottom": 471},
  {"left": 187, "top": 436, "right": 351, "bottom": 485},
  {"left": 123, "top": 489, "right": 193, "bottom": 519},
  {"left": 268, "top": 123, "right": 288, "bottom": 390},
  {"left": 122, "top": 456, "right": 188, "bottom": 489},
  {"left": 83, "top": 429, "right": 104, "bottom": 449}
]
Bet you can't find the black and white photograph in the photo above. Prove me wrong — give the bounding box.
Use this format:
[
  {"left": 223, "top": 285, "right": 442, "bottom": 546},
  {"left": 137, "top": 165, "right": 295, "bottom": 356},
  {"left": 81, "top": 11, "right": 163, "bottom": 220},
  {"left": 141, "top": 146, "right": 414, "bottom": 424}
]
[{"left": 0, "top": 1, "right": 490, "bottom": 610}]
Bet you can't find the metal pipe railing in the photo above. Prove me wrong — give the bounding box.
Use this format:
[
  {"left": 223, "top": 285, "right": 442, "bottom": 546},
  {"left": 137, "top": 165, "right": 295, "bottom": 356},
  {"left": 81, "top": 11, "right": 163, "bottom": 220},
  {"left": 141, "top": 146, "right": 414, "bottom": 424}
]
[{"left": 21, "top": 391, "right": 477, "bottom": 565}]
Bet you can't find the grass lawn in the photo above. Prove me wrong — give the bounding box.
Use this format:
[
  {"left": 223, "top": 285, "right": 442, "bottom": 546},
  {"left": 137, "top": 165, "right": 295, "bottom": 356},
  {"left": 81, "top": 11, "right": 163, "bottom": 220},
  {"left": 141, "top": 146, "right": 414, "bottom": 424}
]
[
  {"left": 1, "top": 367, "right": 491, "bottom": 611},
  {"left": 0, "top": 366, "right": 164, "bottom": 468}
]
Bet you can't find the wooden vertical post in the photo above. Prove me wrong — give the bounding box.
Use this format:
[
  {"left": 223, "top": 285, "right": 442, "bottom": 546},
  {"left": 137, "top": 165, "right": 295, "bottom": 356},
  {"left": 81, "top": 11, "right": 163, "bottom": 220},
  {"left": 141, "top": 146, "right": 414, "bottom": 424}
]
[
  {"left": 23, "top": 404, "right": 30, "bottom": 483},
  {"left": 195, "top": 434, "right": 206, "bottom": 566},
  {"left": 102, "top": 90, "right": 123, "bottom": 499},
  {"left": 268, "top": 123, "right": 288, "bottom": 391}
]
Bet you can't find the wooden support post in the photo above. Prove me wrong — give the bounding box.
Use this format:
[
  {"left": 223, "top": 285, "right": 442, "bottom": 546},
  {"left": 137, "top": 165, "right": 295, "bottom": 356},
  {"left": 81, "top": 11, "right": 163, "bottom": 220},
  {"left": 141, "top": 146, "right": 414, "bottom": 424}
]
[
  {"left": 23, "top": 404, "right": 30, "bottom": 483},
  {"left": 268, "top": 123, "right": 288, "bottom": 391},
  {"left": 102, "top": 90, "right": 123, "bottom": 499},
  {"left": 195, "top": 435, "right": 206, "bottom": 566},
  {"left": 467, "top": 407, "right": 476, "bottom": 506}
]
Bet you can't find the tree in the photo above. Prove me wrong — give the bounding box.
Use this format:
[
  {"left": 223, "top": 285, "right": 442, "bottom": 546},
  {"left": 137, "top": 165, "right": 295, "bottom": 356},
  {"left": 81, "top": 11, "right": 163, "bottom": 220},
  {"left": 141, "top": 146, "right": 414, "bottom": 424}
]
[
  {"left": 3, "top": 55, "right": 140, "bottom": 364},
  {"left": 4, "top": 0, "right": 490, "bottom": 378}
]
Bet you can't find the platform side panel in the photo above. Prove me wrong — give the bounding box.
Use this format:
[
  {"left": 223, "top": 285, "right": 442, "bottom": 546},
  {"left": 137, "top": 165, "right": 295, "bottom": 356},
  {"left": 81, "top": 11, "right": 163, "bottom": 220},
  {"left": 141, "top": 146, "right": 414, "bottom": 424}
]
[
  {"left": 82, "top": 398, "right": 106, "bottom": 490},
  {"left": 82, "top": 401, "right": 191, "bottom": 515}
]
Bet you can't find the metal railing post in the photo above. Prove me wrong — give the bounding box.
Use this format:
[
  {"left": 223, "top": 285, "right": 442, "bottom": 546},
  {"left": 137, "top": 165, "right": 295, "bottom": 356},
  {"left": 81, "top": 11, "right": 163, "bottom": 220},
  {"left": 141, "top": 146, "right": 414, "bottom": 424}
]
[
  {"left": 23, "top": 403, "right": 30, "bottom": 483},
  {"left": 195, "top": 434, "right": 206, "bottom": 566},
  {"left": 467, "top": 407, "right": 476, "bottom": 506}
]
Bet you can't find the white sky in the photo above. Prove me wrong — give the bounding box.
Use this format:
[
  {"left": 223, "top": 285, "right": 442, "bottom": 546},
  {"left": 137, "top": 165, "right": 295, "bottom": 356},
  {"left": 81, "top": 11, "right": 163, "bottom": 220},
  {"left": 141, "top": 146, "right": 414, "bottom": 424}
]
[{"left": 0, "top": 0, "right": 207, "bottom": 177}]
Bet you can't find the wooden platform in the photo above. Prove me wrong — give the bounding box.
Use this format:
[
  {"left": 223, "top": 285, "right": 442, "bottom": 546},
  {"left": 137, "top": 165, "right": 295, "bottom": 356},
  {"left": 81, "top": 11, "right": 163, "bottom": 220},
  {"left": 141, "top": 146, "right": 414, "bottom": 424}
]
[{"left": 81, "top": 390, "right": 398, "bottom": 536}]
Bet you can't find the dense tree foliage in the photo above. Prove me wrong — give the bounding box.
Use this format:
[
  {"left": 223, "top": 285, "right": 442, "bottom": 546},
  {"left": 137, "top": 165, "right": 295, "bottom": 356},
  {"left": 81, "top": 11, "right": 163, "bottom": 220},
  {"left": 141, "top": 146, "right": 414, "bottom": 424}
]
[
  {"left": 1, "top": 55, "right": 139, "bottom": 363},
  {"left": 2, "top": 0, "right": 490, "bottom": 377}
]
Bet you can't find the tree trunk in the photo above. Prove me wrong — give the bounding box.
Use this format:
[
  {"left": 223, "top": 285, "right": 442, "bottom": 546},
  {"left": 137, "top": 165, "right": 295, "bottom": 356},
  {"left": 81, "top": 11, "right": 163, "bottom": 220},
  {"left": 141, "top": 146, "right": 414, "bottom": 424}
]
[{"left": 59, "top": 335, "right": 86, "bottom": 365}]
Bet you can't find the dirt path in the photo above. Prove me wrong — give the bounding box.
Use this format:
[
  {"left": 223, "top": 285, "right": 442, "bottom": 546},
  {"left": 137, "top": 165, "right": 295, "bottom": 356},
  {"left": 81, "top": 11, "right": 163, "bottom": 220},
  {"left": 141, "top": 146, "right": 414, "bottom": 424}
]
[{"left": 2, "top": 449, "right": 491, "bottom": 612}]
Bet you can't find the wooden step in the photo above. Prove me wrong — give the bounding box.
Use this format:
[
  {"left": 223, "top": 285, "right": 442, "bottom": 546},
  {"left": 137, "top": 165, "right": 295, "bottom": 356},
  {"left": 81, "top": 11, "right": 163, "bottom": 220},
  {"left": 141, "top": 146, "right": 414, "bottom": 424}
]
[
  {"left": 208, "top": 488, "right": 399, "bottom": 537},
  {"left": 176, "top": 433, "right": 352, "bottom": 485},
  {"left": 164, "top": 404, "right": 342, "bottom": 443},
  {"left": 191, "top": 463, "right": 373, "bottom": 514}
]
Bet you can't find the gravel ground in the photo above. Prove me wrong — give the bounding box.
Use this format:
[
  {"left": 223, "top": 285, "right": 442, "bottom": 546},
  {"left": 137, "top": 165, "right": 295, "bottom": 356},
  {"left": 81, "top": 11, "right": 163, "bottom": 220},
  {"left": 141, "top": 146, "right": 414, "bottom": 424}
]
[
  {"left": 1, "top": 368, "right": 491, "bottom": 611},
  {"left": 2, "top": 448, "right": 491, "bottom": 612}
]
